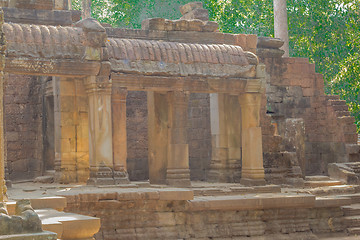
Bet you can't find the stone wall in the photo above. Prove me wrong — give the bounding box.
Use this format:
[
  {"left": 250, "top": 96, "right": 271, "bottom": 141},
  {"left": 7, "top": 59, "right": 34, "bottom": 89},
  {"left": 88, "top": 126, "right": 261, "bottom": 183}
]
[
  {"left": 263, "top": 57, "right": 358, "bottom": 175},
  {"left": 63, "top": 192, "right": 345, "bottom": 240},
  {"left": 126, "top": 91, "right": 148, "bottom": 181},
  {"left": 4, "top": 74, "right": 44, "bottom": 180}
]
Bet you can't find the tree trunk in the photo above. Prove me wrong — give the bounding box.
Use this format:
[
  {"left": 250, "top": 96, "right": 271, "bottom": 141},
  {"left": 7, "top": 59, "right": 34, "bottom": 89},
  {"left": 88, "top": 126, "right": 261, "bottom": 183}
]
[
  {"left": 82, "top": 0, "right": 92, "bottom": 19},
  {"left": 274, "top": 0, "right": 290, "bottom": 57}
]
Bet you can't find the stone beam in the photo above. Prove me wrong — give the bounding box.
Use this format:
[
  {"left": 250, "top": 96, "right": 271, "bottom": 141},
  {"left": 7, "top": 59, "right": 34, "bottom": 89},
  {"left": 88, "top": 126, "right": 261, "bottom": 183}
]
[
  {"left": 112, "top": 73, "right": 262, "bottom": 94},
  {"left": 4, "top": 58, "right": 101, "bottom": 77}
]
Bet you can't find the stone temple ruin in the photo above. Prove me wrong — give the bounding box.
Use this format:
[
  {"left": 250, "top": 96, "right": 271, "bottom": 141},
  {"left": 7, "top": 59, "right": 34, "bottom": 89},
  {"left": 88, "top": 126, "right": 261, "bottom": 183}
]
[{"left": 1, "top": 1, "right": 360, "bottom": 240}]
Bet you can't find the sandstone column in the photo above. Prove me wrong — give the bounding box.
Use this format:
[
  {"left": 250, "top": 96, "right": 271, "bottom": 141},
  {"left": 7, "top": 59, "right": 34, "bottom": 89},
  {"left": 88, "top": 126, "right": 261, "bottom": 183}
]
[
  {"left": 239, "top": 93, "right": 265, "bottom": 185},
  {"left": 0, "top": 70, "right": 4, "bottom": 203},
  {"left": 85, "top": 76, "right": 116, "bottom": 185},
  {"left": 111, "top": 87, "right": 129, "bottom": 183},
  {"left": 166, "top": 91, "right": 191, "bottom": 187},
  {"left": 0, "top": 8, "right": 5, "bottom": 202},
  {"left": 274, "top": 0, "right": 289, "bottom": 57},
  {"left": 208, "top": 93, "right": 242, "bottom": 182},
  {"left": 53, "top": 77, "right": 89, "bottom": 183},
  {"left": 148, "top": 91, "right": 191, "bottom": 187},
  {"left": 148, "top": 91, "right": 169, "bottom": 184}
]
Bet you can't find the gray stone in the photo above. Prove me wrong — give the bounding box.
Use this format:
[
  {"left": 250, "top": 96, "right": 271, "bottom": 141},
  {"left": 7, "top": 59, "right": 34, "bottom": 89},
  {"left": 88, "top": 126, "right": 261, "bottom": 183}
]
[
  {"left": 33, "top": 176, "right": 54, "bottom": 184},
  {"left": 180, "top": 2, "right": 203, "bottom": 15},
  {"left": 257, "top": 37, "right": 284, "bottom": 49},
  {"left": 181, "top": 8, "right": 209, "bottom": 21}
]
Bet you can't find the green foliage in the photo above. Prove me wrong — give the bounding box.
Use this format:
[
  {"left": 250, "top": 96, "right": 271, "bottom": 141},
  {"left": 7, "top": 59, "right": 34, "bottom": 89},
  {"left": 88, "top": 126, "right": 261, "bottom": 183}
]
[{"left": 72, "top": 0, "right": 360, "bottom": 130}]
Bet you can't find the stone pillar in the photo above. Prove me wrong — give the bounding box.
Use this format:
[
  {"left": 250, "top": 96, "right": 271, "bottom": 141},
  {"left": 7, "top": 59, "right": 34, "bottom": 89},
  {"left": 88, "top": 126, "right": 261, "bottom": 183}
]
[
  {"left": 148, "top": 92, "right": 169, "bottom": 184},
  {"left": 0, "top": 9, "right": 5, "bottom": 202},
  {"left": 208, "top": 93, "right": 241, "bottom": 182},
  {"left": 166, "top": 91, "right": 191, "bottom": 187},
  {"left": 148, "top": 91, "right": 191, "bottom": 187},
  {"left": 208, "top": 93, "right": 228, "bottom": 182},
  {"left": 85, "top": 76, "right": 116, "bottom": 185},
  {"left": 53, "top": 77, "right": 89, "bottom": 183},
  {"left": 111, "top": 87, "right": 129, "bottom": 183},
  {"left": 274, "top": 0, "right": 289, "bottom": 57},
  {"left": 0, "top": 71, "right": 4, "bottom": 203},
  {"left": 239, "top": 93, "right": 265, "bottom": 185}
]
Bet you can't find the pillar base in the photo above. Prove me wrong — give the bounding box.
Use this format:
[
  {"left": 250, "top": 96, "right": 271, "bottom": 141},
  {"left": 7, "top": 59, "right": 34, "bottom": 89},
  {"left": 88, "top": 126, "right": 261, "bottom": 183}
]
[
  {"left": 87, "top": 166, "right": 130, "bottom": 185},
  {"left": 166, "top": 168, "right": 191, "bottom": 187},
  {"left": 240, "top": 178, "right": 266, "bottom": 186}
]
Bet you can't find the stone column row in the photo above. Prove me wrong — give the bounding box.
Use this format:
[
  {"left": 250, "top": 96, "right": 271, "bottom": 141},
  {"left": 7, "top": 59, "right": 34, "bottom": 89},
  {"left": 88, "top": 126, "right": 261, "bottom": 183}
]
[{"left": 53, "top": 81, "right": 265, "bottom": 186}]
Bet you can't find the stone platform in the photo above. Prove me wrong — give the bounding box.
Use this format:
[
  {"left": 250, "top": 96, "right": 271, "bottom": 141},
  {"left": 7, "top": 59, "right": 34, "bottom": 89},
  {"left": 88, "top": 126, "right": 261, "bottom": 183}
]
[{"left": 7, "top": 180, "right": 360, "bottom": 240}]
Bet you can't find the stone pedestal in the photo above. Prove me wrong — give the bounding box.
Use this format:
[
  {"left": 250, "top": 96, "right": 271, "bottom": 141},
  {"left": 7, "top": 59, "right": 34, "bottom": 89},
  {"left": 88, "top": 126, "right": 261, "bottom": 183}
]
[
  {"left": 111, "top": 87, "right": 129, "bottom": 184},
  {"left": 148, "top": 91, "right": 191, "bottom": 187},
  {"left": 239, "top": 93, "right": 265, "bottom": 186}
]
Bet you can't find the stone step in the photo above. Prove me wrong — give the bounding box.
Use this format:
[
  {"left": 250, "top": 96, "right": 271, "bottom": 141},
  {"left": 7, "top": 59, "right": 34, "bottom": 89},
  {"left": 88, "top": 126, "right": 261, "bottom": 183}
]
[
  {"left": 332, "top": 104, "right": 349, "bottom": 112},
  {"left": 347, "top": 227, "right": 360, "bottom": 235},
  {"left": 342, "top": 204, "right": 360, "bottom": 216},
  {"left": 338, "top": 193, "right": 360, "bottom": 204},
  {"left": 193, "top": 185, "right": 282, "bottom": 196},
  {"left": 6, "top": 196, "right": 67, "bottom": 215},
  {"left": 299, "top": 185, "right": 360, "bottom": 196},
  {"left": 304, "top": 180, "right": 343, "bottom": 188},
  {"left": 325, "top": 95, "right": 340, "bottom": 101},
  {"left": 335, "top": 111, "right": 351, "bottom": 117},
  {"left": 328, "top": 100, "right": 347, "bottom": 106},
  {"left": 315, "top": 196, "right": 352, "bottom": 208},
  {"left": 338, "top": 116, "right": 356, "bottom": 124},
  {"left": 305, "top": 176, "right": 332, "bottom": 181},
  {"left": 344, "top": 216, "right": 360, "bottom": 228},
  {"left": 36, "top": 208, "right": 101, "bottom": 240}
]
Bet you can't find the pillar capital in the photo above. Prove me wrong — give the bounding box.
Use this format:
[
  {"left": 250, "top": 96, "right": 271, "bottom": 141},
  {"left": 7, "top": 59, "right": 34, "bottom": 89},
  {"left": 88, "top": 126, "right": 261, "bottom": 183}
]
[
  {"left": 238, "top": 93, "right": 262, "bottom": 107},
  {"left": 84, "top": 76, "right": 112, "bottom": 95}
]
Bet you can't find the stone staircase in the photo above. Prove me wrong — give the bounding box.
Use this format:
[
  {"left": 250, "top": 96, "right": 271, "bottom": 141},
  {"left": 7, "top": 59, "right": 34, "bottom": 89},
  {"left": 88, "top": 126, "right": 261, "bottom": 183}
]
[
  {"left": 342, "top": 204, "right": 360, "bottom": 235},
  {"left": 326, "top": 95, "right": 351, "bottom": 117},
  {"left": 304, "top": 176, "right": 343, "bottom": 188},
  {"left": 326, "top": 95, "right": 358, "bottom": 144},
  {"left": 339, "top": 193, "right": 360, "bottom": 236},
  {"left": 6, "top": 196, "right": 100, "bottom": 240}
]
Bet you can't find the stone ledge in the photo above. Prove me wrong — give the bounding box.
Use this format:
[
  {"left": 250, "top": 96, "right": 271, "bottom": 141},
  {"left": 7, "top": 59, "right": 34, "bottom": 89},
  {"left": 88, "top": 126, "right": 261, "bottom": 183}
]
[
  {"left": 36, "top": 209, "right": 100, "bottom": 240},
  {"left": 3, "top": 7, "right": 75, "bottom": 26},
  {"left": 6, "top": 197, "right": 67, "bottom": 215},
  {"left": 315, "top": 196, "right": 352, "bottom": 208},
  {"left": 0, "top": 231, "right": 57, "bottom": 240},
  {"left": 188, "top": 193, "right": 316, "bottom": 211}
]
